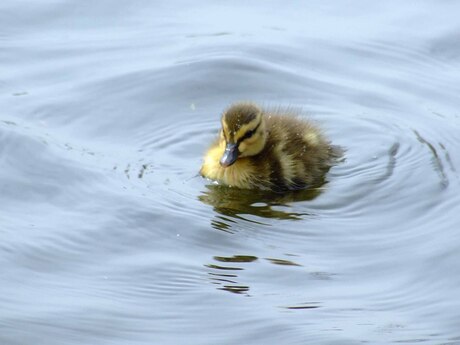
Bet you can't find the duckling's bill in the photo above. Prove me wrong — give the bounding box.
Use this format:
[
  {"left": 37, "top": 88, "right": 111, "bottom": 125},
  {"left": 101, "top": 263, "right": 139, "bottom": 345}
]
[{"left": 220, "top": 143, "right": 238, "bottom": 167}]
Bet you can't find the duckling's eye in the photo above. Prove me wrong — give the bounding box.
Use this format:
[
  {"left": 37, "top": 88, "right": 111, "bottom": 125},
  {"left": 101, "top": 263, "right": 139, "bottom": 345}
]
[
  {"left": 241, "top": 129, "right": 255, "bottom": 141},
  {"left": 238, "top": 122, "right": 261, "bottom": 143}
]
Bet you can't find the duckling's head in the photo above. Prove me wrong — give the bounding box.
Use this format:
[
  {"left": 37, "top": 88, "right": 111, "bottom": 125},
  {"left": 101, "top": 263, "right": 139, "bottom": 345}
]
[{"left": 219, "top": 103, "right": 267, "bottom": 167}]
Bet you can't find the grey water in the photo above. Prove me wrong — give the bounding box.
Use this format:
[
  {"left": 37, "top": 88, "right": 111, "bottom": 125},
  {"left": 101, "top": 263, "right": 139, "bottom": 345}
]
[{"left": 1, "top": 1, "right": 460, "bottom": 344}]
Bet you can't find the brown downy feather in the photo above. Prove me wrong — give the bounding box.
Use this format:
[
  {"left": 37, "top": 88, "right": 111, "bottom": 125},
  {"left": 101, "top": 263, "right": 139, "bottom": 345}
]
[{"left": 200, "top": 102, "right": 342, "bottom": 192}]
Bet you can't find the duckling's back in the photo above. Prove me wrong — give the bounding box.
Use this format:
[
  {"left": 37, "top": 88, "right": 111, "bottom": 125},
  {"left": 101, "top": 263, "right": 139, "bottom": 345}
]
[{"left": 251, "top": 113, "right": 337, "bottom": 191}]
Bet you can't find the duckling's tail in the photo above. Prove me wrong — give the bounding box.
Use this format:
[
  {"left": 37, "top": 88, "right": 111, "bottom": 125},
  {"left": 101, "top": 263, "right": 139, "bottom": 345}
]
[{"left": 329, "top": 145, "right": 346, "bottom": 163}]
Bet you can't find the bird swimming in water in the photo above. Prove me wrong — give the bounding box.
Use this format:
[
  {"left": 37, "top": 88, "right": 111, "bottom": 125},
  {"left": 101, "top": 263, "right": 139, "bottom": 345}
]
[{"left": 200, "top": 102, "right": 341, "bottom": 192}]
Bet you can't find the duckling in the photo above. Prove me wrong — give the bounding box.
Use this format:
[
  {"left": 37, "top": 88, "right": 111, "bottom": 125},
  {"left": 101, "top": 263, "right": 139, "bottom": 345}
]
[{"left": 200, "top": 102, "right": 340, "bottom": 192}]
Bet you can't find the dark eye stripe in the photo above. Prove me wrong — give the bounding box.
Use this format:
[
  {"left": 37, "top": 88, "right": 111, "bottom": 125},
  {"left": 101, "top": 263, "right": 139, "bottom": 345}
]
[{"left": 238, "top": 121, "right": 261, "bottom": 144}]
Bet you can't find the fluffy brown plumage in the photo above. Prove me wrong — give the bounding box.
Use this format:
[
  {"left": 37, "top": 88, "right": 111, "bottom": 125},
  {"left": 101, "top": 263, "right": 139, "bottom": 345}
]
[{"left": 200, "top": 102, "right": 340, "bottom": 192}]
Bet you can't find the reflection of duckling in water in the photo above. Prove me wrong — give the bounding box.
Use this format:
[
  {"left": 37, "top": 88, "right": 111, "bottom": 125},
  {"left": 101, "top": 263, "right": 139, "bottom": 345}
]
[
  {"left": 200, "top": 102, "right": 341, "bottom": 192},
  {"left": 199, "top": 184, "right": 322, "bottom": 224}
]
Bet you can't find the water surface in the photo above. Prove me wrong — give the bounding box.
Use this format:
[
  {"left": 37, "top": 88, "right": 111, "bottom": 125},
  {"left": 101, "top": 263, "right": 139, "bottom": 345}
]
[{"left": 1, "top": 1, "right": 460, "bottom": 344}]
